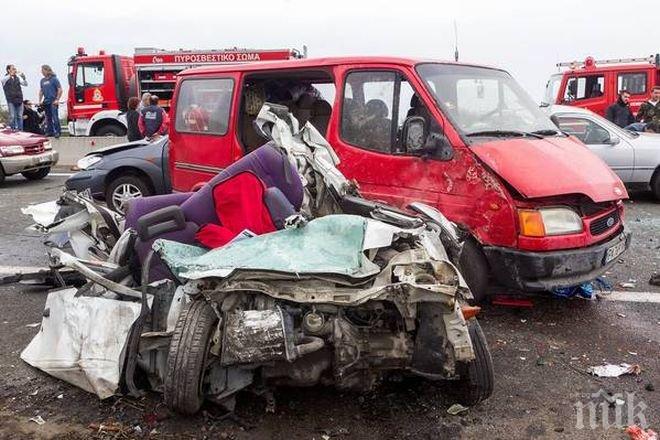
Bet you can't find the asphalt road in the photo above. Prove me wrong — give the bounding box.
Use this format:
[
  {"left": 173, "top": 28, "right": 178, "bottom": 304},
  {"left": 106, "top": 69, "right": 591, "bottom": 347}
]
[{"left": 0, "top": 174, "right": 658, "bottom": 439}]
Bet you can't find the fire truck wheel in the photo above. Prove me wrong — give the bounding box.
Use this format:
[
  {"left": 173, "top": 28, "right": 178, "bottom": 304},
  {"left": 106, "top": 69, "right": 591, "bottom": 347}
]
[
  {"left": 95, "top": 124, "right": 126, "bottom": 137},
  {"left": 458, "top": 239, "right": 490, "bottom": 304},
  {"left": 164, "top": 299, "right": 219, "bottom": 415},
  {"left": 446, "top": 319, "right": 494, "bottom": 406},
  {"left": 105, "top": 175, "right": 152, "bottom": 213},
  {"left": 21, "top": 167, "right": 50, "bottom": 180}
]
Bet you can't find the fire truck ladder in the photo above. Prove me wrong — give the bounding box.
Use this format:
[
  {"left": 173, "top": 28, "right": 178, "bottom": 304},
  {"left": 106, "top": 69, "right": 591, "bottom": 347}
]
[{"left": 557, "top": 54, "right": 660, "bottom": 68}]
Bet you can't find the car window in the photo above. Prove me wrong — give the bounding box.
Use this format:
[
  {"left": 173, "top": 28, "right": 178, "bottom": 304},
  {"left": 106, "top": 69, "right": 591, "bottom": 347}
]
[
  {"left": 556, "top": 116, "right": 611, "bottom": 144},
  {"left": 618, "top": 72, "right": 647, "bottom": 95},
  {"left": 175, "top": 78, "right": 234, "bottom": 135},
  {"left": 564, "top": 75, "right": 605, "bottom": 101}
]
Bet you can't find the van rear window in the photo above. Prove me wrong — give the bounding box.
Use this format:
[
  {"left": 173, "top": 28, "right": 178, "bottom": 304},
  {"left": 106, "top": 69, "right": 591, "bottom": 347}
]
[{"left": 175, "top": 78, "right": 234, "bottom": 135}]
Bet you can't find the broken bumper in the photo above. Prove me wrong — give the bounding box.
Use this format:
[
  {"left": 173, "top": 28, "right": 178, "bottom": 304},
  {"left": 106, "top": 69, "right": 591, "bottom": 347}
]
[
  {"left": 483, "top": 230, "right": 631, "bottom": 291},
  {"left": 1, "top": 150, "right": 59, "bottom": 175},
  {"left": 65, "top": 168, "right": 109, "bottom": 198}
]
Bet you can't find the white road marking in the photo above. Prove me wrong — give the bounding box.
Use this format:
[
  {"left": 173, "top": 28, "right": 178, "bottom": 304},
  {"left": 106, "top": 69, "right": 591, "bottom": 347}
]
[{"left": 598, "top": 291, "right": 660, "bottom": 303}]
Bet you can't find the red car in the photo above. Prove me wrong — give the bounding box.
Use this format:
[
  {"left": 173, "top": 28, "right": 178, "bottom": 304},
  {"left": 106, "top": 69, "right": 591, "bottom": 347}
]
[
  {"left": 166, "top": 56, "right": 630, "bottom": 301},
  {"left": 0, "top": 128, "right": 59, "bottom": 183}
]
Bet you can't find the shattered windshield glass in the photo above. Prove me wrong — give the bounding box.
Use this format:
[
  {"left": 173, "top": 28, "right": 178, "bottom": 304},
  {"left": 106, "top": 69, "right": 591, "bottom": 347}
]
[{"left": 416, "top": 63, "right": 558, "bottom": 139}]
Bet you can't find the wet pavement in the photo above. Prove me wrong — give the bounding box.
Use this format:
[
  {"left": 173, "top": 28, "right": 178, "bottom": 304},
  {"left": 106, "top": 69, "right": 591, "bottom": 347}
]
[{"left": 0, "top": 175, "right": 658, "bottom": 439}]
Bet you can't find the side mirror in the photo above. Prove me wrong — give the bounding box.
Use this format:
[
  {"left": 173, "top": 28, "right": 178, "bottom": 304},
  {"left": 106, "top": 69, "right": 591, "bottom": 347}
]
[
  {"left": 402, "top": 116, "right": 427, "bottom": 153},
  {"left": 607, "top": 134, "right": 621, "bottom": 146}
]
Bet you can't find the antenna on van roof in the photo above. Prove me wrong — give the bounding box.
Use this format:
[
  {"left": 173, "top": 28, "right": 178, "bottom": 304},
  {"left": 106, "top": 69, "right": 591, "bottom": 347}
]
[{"left": 453, "top": 20, "right": 459, "bottom": 62}]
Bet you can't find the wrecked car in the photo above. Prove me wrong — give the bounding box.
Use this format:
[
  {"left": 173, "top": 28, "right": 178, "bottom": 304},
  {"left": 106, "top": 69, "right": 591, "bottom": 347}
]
[{"left": 21, "top": 104, "right": 493, "bottom": 415}]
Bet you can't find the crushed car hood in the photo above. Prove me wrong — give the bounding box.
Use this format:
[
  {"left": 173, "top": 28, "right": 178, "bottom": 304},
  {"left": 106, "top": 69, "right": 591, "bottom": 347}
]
[
  {"left": 0, "top": 129, "right": 47, "bottom": 146},
  {"left": 470, "top": 136, "right": 628, "bottom": 202}
]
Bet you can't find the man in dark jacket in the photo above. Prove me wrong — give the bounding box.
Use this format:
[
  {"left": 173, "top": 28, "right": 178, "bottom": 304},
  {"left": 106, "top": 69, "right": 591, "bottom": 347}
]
[
  {"left": 605, "top": 90, "right": 635, "bottom": 128},
  {"left": 125, "top": 97, "right": 142, "bottom": 142},
  {"left": 138, "top": 95, "right": 169, "bottom": 139},
  {"left": 2, "top": 65, "right": 28, "bottom": 130}
]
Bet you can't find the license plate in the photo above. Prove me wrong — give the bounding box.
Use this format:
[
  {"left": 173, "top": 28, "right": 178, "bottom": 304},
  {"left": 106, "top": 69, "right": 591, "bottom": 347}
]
[
  {"left": 604, "top": 239, "right": 626, "bottom": 264},
  {"left": 37, "top": 155, "right": 50, "bottom": 164}
]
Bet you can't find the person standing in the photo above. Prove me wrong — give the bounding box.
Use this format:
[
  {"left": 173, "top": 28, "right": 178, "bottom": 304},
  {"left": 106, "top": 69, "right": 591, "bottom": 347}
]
[
  {"left": 22, "top": 100, "right": 44, "bottom": 134},
  {"left": 38, "top": 65, "right": 62, "bottom": 138},
  {"left": 138, "top": 95, "right": 169, "bottom": 139},
  {"left": 2, "top": 65, "right": 28, "bottom": 130},
  {"left": 138, "top": 92, "right": 151, "bottom": 111},
  {"left": 126, "top": 97, "right": 142, "bottom": 142},
  {"left": 605, "top": 90, "right": 635, "bottom": 128},
  {"left": 636, "top": 86, "right": 660, "bottom": 133}
]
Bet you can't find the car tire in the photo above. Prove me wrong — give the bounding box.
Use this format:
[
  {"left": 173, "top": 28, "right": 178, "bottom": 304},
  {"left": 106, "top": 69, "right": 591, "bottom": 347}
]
[
  {"left": 95, "top": 125, "right": 126, "bottom": 137},
  {"left": 21, "top": 167, "right": 50, "bottom": 180},
  {"left": 0, "top": 165, "right": 5, "bottom": 184},
  {"left": 651, "top": 170, "right": 660, "bottom": 201},
  {"left": 105, "top": 174, "right": 152, "bottom": 213},
  {"left": 164, "top": 300, "right": 219, "bottom": 415},
  {"left": 458, "top": 238, "right": 491, "bottom": 304},
  {"left": 447, "top": 319, "right": 494, "bottom": 406}
]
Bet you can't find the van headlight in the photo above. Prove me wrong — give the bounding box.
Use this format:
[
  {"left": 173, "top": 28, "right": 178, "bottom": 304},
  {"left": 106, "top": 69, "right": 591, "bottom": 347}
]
[
  {"left": 518, "top": 207, "right": 583, "bottom": 237},
  {"left": 77, "top": 155, "right": 103, "bottom": 170}
]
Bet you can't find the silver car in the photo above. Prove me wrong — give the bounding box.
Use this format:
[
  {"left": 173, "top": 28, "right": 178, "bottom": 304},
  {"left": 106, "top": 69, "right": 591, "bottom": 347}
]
[{"left": 547, "top": 105, "right": 660, "bottom": 199}]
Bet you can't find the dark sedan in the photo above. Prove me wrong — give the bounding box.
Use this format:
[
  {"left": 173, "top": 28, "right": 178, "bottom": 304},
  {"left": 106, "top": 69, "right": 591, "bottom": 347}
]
[{"left": 65, "top": 136, "right": 170, "bottom": 213}]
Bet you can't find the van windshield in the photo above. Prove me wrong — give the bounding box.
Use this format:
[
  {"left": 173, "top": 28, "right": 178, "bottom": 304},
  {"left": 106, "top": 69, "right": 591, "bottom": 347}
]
[{"left": 416, "top": 64, "right": 558, "bottom": 140}]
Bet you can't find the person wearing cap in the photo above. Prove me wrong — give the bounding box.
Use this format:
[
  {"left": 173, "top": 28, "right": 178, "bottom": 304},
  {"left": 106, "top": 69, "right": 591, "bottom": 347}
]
[{"left": 2, "top": 65, "right": 28, "bottom": 130}]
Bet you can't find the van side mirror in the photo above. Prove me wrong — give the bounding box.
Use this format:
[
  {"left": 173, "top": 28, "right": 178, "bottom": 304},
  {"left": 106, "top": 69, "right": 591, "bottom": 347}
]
[{"left": 402, "top": 116, "right": 427, "bottom": 153}]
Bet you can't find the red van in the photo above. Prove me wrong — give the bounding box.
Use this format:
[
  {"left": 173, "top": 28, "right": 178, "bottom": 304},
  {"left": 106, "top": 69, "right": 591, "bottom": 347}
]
[{"left": 168, "top": 57, "right": 630, "bottom": 301}]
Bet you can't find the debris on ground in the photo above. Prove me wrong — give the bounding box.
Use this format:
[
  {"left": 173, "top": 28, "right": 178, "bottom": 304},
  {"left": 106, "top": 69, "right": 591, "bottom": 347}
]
[
  {"left": 490, "top": 295, "right": 534, "bottom": 308},
  {"left": 29, "top": 415, "right": 45, "bottom": 425},
  {"left": 25, "top": 323, "right": 40, "bottom": 328},
  {"left": 625, "top": 425, "right": 658, "bottom": 440},
  {"left": 649, "top": 273, "right": 660, "bottom": 287},
  {"left": 587, "top": 363, "right": 641, "bottom": 377},
  {"left": 619, "top": 282, "right": 636, "bottom": 289},
  {"left": 447, "top": 404, "right": 469, "bottom": 415}
]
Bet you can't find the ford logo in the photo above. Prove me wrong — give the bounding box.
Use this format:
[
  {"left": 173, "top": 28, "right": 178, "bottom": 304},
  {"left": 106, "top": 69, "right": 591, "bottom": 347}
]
[{"left": 606, "top": 217, "right": 615, "bottom": 227}]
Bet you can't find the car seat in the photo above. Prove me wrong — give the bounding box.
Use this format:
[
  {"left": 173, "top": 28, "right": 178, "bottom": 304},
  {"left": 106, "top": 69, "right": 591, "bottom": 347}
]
[{"left": 125, "top": 142, "right": 304, "bottom": 281}]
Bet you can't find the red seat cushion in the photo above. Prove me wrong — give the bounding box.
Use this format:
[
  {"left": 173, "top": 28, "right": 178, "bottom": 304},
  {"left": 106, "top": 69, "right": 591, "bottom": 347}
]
[{"left": 195, "top": 172, "right": 277, "bottom": 249}]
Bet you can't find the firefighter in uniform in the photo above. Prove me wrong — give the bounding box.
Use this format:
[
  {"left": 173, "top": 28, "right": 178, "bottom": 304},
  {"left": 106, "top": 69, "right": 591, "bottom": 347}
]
[{"left": 138, "top": 95, "right": 169, "bottom": 139}]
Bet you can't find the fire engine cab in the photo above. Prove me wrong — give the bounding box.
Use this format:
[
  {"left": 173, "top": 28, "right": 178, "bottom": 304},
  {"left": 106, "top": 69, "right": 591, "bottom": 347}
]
[
  {"left": 66, "top": 47, "right": 304, "bottom": 136},
  {"left": 543, "top": 54, "right": 660, "bottom": 117}
]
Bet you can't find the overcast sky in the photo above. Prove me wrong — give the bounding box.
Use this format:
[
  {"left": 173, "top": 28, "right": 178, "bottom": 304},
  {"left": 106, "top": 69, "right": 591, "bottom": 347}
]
[{"left": 1, "top": 0, "right": 658, "bottom": 106}]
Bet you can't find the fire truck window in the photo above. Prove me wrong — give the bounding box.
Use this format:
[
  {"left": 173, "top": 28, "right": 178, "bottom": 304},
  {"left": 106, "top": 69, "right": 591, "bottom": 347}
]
[
  {"left": 175, "top": 78, "right": 234, "bottom": 135},
  {"left": 341, "top": 71, "right": 395, "bottom": 153},
  {"left": 563, "top": 75, "right": 605, "bottom": 101},
  {"left": 76, "top": 62, "right": 104, "bottom": 88},
  {"left": 618, "top": 72, "right": 647, "bottom": 95}
]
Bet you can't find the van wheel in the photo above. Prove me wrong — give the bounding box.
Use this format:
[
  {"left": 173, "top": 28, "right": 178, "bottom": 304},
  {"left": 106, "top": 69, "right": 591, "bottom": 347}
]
[
  {"left": 164, "top": 300, "right": 219, "bottom": 415},
  {"left": 105, "top": 175, "right": 152, "bottom": 213},
  {"left": 651, "top": 171, "right": 660, "bottom": 201},
  {"left": 22, "top": 167, "right": 50, "bottom": 180},
  {"left": 446, "top": 319, "right": 494, "bottom": 406},
  {"left": 458, "top": 239, "right": 490, "bottom": 304},
  {"left": 95, "top": 125, "right": 126, "bottom": 137}
]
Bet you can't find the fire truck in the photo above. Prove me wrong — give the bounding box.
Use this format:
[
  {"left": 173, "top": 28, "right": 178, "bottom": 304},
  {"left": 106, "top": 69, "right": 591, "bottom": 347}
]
[
  {"left": 66, "top": 47, "right": 304, "bottom": 136},
  {"left": 543, "top": 54, "right": 660, "bottom": 117}
]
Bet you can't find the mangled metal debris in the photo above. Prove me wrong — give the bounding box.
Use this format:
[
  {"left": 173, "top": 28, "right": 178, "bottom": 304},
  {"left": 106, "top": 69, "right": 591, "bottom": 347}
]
[{"left": 21, "top": 103, "right": 494, "bottom": 414}]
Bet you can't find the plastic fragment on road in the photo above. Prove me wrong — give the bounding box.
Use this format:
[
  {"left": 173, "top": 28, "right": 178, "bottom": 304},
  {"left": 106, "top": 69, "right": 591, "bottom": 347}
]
[
  {"left": 490, "top": 295, "right": 534, "bottom": 308},
  {"left": 29, "top": 416, "right": 46, "bottom": 425},
  {"left": 626, "top": 426, "right": 658, "bottom": 440},
  {"left": 552, "top": 277, "right": 611, "bottom": 299},
  {"left": 447, "top": 403, "right": 469, "bottom": 415},
  {"left": 21, "top": 288, "right": 146, "bottom": 399},
  {"left": 587, "top": 363, "right": 641, "bottom": 377}
]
